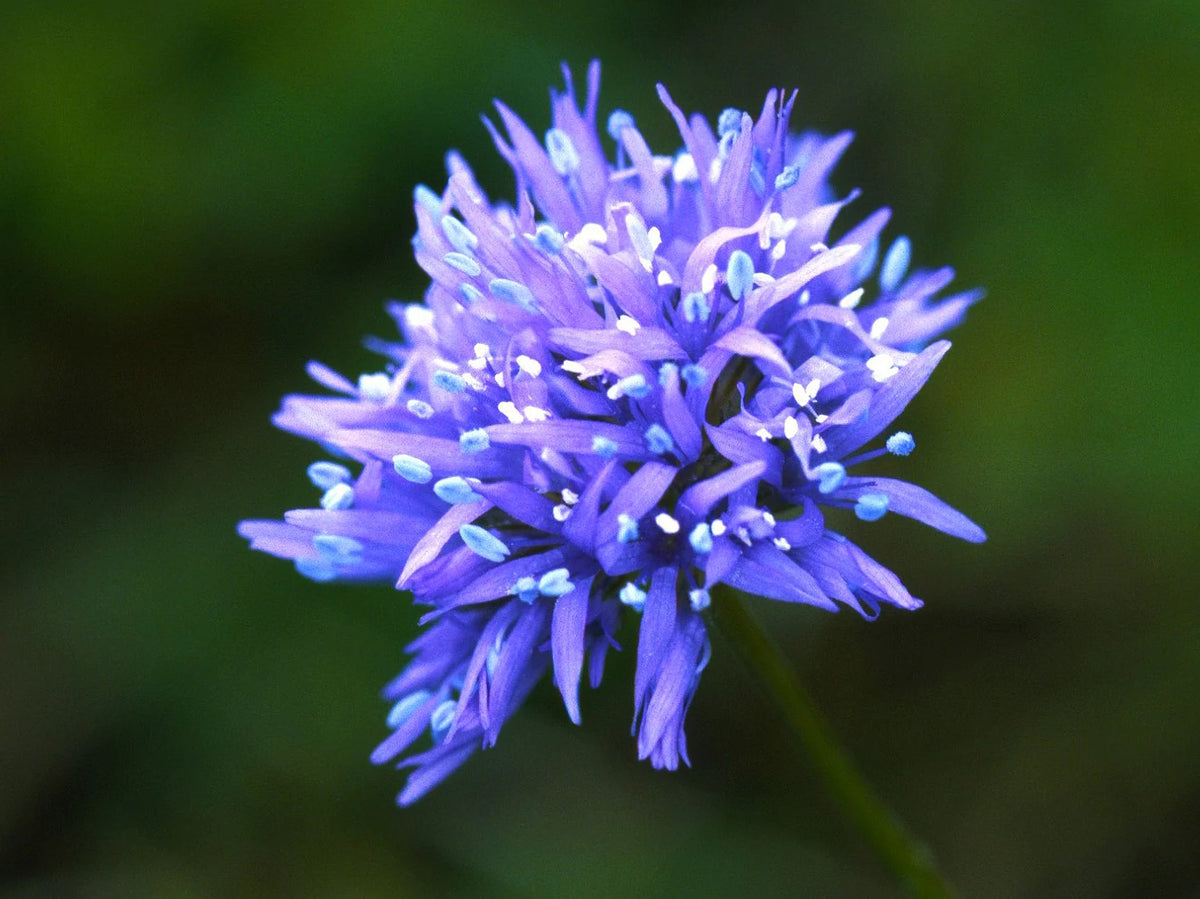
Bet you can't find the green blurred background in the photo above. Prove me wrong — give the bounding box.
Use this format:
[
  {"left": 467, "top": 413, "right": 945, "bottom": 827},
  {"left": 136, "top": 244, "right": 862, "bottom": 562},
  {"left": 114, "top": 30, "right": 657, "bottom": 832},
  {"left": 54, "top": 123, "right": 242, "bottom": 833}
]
[{"left": 2, "top": 1, "right": 1197, "bottom": 896}]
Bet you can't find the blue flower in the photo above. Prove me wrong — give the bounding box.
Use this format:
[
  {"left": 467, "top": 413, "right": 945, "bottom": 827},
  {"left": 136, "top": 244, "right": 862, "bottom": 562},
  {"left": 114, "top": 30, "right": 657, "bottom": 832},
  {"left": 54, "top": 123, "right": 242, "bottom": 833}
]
[{"left": 240, "top": 61, "right": 984, "bottom": 804}]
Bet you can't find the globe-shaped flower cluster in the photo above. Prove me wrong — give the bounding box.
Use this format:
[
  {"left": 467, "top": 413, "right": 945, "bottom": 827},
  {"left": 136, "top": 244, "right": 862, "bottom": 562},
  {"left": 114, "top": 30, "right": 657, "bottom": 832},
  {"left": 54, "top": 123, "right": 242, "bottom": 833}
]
[{"left": 240, "top": 62, "right": 984, "bottom": 805}]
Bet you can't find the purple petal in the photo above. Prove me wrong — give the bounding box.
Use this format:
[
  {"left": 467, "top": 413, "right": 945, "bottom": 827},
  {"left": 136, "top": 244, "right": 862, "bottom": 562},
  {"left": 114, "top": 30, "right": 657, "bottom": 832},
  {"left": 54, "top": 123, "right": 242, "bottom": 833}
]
[
  {"left": 841, "top": 477, "right": 986, "bottom": 542},
  {"left": 551, "top": 582, "right": 591, "bottom": 724}
]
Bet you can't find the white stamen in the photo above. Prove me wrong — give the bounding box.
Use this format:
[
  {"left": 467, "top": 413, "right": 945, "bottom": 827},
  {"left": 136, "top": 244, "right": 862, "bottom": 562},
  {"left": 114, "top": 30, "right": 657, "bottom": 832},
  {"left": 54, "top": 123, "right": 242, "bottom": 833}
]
[
  {"left": 577, "top": 222, "right": 608, "bottom": 245},
  {"left": 654, "top": 512, "right": 680, "bottom": 534},
  {"left": 473, "top": 343, "right": 491, "bottom": 359},
  {"left": 701, "top": 263, "right": 718, "bottom": 295},
  {"left": 657, "top": 270, "right": 674, "bottom": 286},
  {"left": 498, "top": 401, "right": 524, "bottom": 423},
  {"left": 799, "top": 289, "right": 811, "bottom": 306},
  {"left": 838, "top": 288, "right": 864, "bottom": 309},
  {"left": 672, "top": 153, "right": 698, "bottom": 183},
  {"left": 523, "top": 406, "right": 551, "bottom": 422},
  {"left": 811, "top": 434, "right": 827, "bottom": 453},
  {"left": 810, "top": 242, "right": 829, "bottom": 253},
  {"left": 561, "top": 488, "right": 579, "bottom": 505},
  {"left": 494, "top": 371, "right": 505, "bottom": 388},
  {"left": 616, "top": 315, "right": 641, "bottom": 336},
  {"left": 762, "top": 512, "right": 776, "bottom": 527},
  {"left": 869, "top": 317, "right": 890, "bottom": 340},
  {"left": 793, "top": 382, "right": 811, "bottom": 405},
  {"left": 770, "top": 240, "right": 788, "bottom": 262},
  {"left": 774, "top": 537, "right": 792, "bottom": 551},
  {"left": 552, "top": 504, "right": 572, "bottom": 522},
  {"left": 815, "top": 413, "right": 829, "bottom": 424},
  {"left": 710, "top": 519, "right": 727, "bottom": 537},
  {"left": 784, "top": 416, "right": 799, "bottom": 440},
  {"left": 516, "top": 355, "right": 542, "bottom": 377},
  {"left": 755, "top": 428, "right": 772, "bottom": 442}
]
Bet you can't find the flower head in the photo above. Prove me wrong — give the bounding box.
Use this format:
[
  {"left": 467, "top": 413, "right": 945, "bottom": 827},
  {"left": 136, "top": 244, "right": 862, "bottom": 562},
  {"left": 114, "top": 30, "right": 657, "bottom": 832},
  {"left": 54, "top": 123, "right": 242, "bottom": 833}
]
[{"left": 240, "top": 62, "right": 984, "bottom": 804}]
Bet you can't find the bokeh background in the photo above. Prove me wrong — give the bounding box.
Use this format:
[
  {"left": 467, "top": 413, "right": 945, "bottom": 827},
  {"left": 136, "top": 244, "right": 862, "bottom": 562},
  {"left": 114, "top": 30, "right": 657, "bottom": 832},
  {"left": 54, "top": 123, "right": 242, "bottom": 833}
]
[{"left": 2, "top": 1, "right": 1197, "bottom": 896}]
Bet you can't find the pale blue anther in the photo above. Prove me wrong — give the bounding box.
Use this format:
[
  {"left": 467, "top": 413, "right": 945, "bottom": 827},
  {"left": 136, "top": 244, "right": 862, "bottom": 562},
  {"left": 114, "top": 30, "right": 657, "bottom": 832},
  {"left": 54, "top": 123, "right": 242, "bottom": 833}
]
[
  {"left": 680, "top": 364, "right": 708, "bottom": 387},
  {"left": 432, "top": 370, "right": 467, "bottom": 393},
  {"left": 307, "top": 461, "right": 352, "bottom": 490},
  {"left": 459, "top": 524, "right": 511, "bottom": 562},
  {"left": 414, "top": 184, "right": 442, "bottom": 217},
  {"left": 434, "top": 476, "right": 482, "bottom": 505},
  {"left": 616, "top": 513, "right": 639, "bottom": 543},
  {"left": 727, "top": 250, "right": 755, "bottom": 300},
  {"left": 717, "top": 107, "right": 744, "bottom": 138},
  {"left": 855, "top": 492, "right": 890, "bottom": 521},
  {"left": 658, "top": 362, "right": 679, "bottom": 386},
  {"left": 441, "top": 215, "right": 478, "bottom": 254},
  {"left": 607, "top": 109, "right": 635, "bottom": 141},
  {"left": 619, "top": 582, "right": 646, "bottom": 611},
  {"left": 644, "top": 424, "right": 674, "bottom": 455},
  {"left": 459, "top": 428, "right": 490, "bottom": 454},
  {"left": 406, "top": 399, "right": 434, "bottom": 419},
  {"left": 533, "top": 224, "right": 564, "bottom": 254},
  {"left": 616, "top": 373, "right": 651, "bottom": 399},
  {"left": 813, "top": 462, "right": 846, "bottom": 495},
  {"left": 386, "top": 690, "right": 431, "bottom": 728},
  {"left": 689, "top": 522, "right": 713, "bottom": 554},
  {"left": 430, "top": 699, "right": 457, "bottom": 742},
  {"left": 538, "top": 568, "right": 574, "bottom": 597},
  {"left": 443, "top": 252, "right": 481, "bottom": 277},
  {"left": 296, "top": 556, "right": 338, "bottom": 582},
  {"left": 592, "top": 435, "right": 618, "bottom": 458},
  {"left": 880, "top": 235, "right": 912, "bottom": 292},
  {"left": 886, "top": 431, "right": 915, "bottom": 456},
  {"left": 490, "top": 278, "right": 537, "bottom": 311},
  {"left": 749, "top": 149, "right": 766, "bottom": 196},
  {"left": 775, "top": 164, "right": 800, "bottom": 191},
  {"left": 313, "top": 534, "right": 364, "bottom": 560},
  {"left": 485, "top": 631, "right": 504, "bottom": 677},
  {"left": 717, "top": 129, "right": 738, "bottom": 161},
  {"left": 545, "top": 128, "right": 580, "bottom": 176},
  {"left": 320, "top": 482, "right": 355, "bottom": 510},
  {"left": 689, "top": 588, "right": 711, "bottom": 611},
  {"left": 393, "top": 454, "right": 433, "bottom": 483},
  {"left": 514, "top": 576, "right": 539, "bottom": 604},
  {"left": 459, "top": 283, "right": 484, "bottom": 305},
  {"left": 682, "top": 291, "right": 710, "bottom": 323},
  {"left": 627, "top": 215, "right": 654, "bottom": 263}
]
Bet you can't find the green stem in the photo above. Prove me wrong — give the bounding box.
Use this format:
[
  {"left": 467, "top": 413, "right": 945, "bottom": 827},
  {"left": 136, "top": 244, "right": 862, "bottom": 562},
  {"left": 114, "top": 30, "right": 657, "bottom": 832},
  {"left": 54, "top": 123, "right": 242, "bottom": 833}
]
[{"left": 712, "top": 588, "right": 957, "bottom": 898}]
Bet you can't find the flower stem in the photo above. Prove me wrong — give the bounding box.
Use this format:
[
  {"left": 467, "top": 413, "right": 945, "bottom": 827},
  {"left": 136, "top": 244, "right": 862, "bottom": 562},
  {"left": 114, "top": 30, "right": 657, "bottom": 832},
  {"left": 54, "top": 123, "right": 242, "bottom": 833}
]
[{"left": 712, "top": 588, "right": 957, "bottom": 898}]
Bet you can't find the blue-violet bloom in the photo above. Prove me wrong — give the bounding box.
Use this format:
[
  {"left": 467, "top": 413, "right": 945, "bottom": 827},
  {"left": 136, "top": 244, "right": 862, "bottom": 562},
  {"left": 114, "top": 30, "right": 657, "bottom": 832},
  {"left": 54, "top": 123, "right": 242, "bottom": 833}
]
[{"left": 240, "top": 61, "right": 984, "bottom": 805}]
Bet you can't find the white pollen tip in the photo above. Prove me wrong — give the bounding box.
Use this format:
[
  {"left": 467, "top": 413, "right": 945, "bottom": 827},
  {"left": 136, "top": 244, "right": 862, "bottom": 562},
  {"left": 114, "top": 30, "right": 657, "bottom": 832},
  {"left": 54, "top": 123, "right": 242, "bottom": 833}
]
[
  {"left": 654, "top": 512, "right": 681, "bottom": 534},
  {"left": 710, "top": 519, "right": 727, "bottom": 536},
  {"left": 523, "top": 406, "right": 551, "bottom": 422},
  {"left": 498, "top": 401, "right": 524, "bottom": 423},
  {"left": 774, "top": 537, "right": 792, "bottom": 551},
  {"left": 656, "top": 270, "right": 674, "bottom": 286},
  {"left": 869, "top": 317, "right": 890, "bottom": 340},
  {"left": 755, "top": 428, "right": 772, "bottom": 442},
  {"left": 561, "top": 488, "right": 579, "bottom": 505},
  {"left": 811, "top": 434, "right": 827, "bottom": 453},
  {"left": 552, "top": 504, "right": 572, "bottom": 522},
  {"left": 838, "top": 288, "right": 865, "bottom": 309},
  {"left": 784, "top": 416, "right": 799, "bottom": 440},
  {"left": 516, "top": 355, "right": 543, "bottom": 377},
  {"left": 700, "top": 263, "right": 718, "bottom": 295},
  {"left": 616, "top": 315, "right": 641, "bottom": 335}
]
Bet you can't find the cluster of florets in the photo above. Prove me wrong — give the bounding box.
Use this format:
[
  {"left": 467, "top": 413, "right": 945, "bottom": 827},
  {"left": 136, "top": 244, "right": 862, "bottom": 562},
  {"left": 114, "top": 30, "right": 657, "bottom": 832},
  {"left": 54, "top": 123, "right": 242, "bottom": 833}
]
[{"left": 240, "top": 61, "right": 984, "bottom": 805}]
